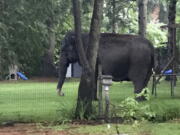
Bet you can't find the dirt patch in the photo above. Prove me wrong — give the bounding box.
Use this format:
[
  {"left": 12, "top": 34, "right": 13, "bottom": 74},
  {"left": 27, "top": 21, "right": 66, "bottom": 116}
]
[{"left": 0, "top": 123, "right": 66, "bottom": 135}]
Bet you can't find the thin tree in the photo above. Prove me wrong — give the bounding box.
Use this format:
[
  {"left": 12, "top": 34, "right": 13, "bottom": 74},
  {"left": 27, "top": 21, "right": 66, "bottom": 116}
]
[
  {"left": 112, "top": 0, "right": 116, "bottom": 33},
  {"left": 72, "top": 0, "right": 104, "bottom": 118},
  {"left": 168, "top": 0, "right": 177, "bottom": 57},
  {"left": 137, "top": 0, "right": 148, "bottom": 37},
  {"left": 167, "top": 0, "right": 177, "bottom": 86}
]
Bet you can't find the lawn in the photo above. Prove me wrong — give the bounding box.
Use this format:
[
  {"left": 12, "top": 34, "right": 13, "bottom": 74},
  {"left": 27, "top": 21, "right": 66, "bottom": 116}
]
[
  {"left": 0, "top": 80, "right": 78, "bottom": 123},
  {"left": 0, "top": 78, "right": 180, "bottom": 134}
]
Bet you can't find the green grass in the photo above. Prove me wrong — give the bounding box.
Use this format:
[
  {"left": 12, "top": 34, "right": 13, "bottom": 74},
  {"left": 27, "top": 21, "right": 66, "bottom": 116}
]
[
  {"left": 50, "top": 120, "right": 180, "bottom": 135},
  {"left": 0, "top": 78, "right": 180, "bottom": 123},
  {"left": 0, "top": 80, "right": 79, "bottom": 123},
  {"left": 109, "top": 80, "right": 180, "bottom": 121}
]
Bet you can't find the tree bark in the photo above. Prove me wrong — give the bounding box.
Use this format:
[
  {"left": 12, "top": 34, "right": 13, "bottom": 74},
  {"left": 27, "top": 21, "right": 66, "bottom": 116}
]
[
  {"left": 41, "top": 18, "right": 57, "bottom": 77},
  {"left": 168, "top": 0, "right": 177, "bottom": 56},
  {"left": 87, "top": 0, "right": 103, "bottom": 73},
  {"left": 137, "top": 0, "right": 148, "bottom": 38},
  {"left": 47, "top": 20, "right": 56, "bottom": 62},
  {"left": 72, "top": 0, "right": 92, "bottom": 118},
  {"left": 72, "top": 0, "right": 103, "bottom": 119},
  {"left": 112, "top": 0, "right": 116, "bottom": 33},
  {"left": 167, "top": 0, "right": 177, "bottom": 73}
]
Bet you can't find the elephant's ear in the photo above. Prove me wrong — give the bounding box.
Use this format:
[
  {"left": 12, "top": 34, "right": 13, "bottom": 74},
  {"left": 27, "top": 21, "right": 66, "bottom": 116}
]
[
  {"left": 70, "top": 35, "right": 75, "bottom": 42},
  {"left": 61, "top": 39, "right": 66, "bottom": 49},
  {"left": 70, "top": 35, "right": 76, "bottom": 45}
]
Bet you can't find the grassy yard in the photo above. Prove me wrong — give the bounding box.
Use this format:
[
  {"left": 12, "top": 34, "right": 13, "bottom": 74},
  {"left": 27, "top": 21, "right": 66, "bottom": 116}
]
[
  {"left": 50, "top": 121, "right": 180, "bottom": 135},
  {"left": 0, "top": 80, "right": 78, "bottom": 123},
  {"left": 0, "top": 78, "right": 180, "bottom": 134}
]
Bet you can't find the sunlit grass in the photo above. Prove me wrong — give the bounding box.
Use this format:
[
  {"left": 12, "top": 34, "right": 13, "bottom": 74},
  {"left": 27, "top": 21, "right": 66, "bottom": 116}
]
[{"left": 0, "top": 78, "right": 180, "bottom": 123}]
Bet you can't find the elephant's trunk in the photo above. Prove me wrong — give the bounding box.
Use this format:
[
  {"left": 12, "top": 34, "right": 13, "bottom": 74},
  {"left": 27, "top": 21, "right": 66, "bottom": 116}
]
[{"left": 57, "top": 53, "right": 69, "bottom": 96}]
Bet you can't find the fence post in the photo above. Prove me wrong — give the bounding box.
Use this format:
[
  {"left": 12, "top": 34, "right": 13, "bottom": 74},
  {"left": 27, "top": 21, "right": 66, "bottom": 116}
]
[
  {"left": 100, "top": 75, "right": 112, "bottom": 121},
  {"left": 98, "top": 64, "right": 103, "bottom": 118}
]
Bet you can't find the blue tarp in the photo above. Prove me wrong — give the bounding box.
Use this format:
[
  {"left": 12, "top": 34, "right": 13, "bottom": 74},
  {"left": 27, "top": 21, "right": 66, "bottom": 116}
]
[
  {"left": 17, "top": 72, "right": 28, "bottom": 80},
  {"left": 163, "top": 69, "right": 173, "bottom": 75}
]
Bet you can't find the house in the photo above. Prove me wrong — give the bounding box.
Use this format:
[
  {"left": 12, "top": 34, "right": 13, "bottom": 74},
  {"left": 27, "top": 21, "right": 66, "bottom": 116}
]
[{"left": 66, "top": 62, "right": 82, "bottom": 78}]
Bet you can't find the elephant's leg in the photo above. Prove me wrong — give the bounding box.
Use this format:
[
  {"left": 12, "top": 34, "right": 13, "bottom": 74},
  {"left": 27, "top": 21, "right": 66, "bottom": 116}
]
[
  {"left": 129, "top": 67, "right": 149, "bottom": 101},
  {"left": 133, "top": 80, "right": 147, "bottom": 101}
]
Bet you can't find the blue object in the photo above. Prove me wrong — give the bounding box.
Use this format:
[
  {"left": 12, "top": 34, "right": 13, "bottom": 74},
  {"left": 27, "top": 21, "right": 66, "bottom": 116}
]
[
  {"left": 17, "top": 72, "right": 28, "bottom": 80},
  {"left": 163, "top": 69, "right": 172, "bottom": 75}
]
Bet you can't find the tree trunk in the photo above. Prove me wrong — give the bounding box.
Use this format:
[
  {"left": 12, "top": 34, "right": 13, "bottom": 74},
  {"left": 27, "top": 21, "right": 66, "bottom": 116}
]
[
  {"left": 112, "top": 0, "right": 116, "bottom": 33},
  {"left": 87, "top": 0, "right": 103, "bottom": 73},
  {"left": 72, "top": 0, "right": 92, "bottom": 118},
  {"left": 86, "top": 0, "right": 104, "bottom": 101},
  {"left": 137, "top": 0, "right": 148, "bottom": 38},
  {"left": 168, "top": 0, "right": 177, "bottom": 56},
  {"left": 41, "top": 18, "right": 57, "bottom": 77},
  {"left": 72, "top": 0, "right": 103, "bottom": 119},
  {"left": 167, "top": 0, "right": 177, "bottom": 74},
  {"left": 47, "top": 21, "right": 56, "bottom": 62}
]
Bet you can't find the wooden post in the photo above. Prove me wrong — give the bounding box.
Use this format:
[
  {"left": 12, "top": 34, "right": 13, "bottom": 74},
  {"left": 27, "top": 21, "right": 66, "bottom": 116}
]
[{"left": 98, "top": 64, "right": 103, "bottom": 118}]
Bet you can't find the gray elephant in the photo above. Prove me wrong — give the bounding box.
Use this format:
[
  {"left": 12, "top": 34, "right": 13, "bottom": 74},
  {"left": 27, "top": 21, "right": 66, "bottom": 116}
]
[{"left": 57, "top": 32, "right": 155, "bottom": 100}]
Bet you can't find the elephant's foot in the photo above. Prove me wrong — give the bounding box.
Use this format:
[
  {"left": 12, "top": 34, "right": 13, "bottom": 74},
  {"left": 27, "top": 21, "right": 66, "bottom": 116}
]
[
  {"left": 135, "top": 96, "right": 146, "bottom": 102},
  {"left": 57, "top": 89, "right": 65, "bottom": 96}
]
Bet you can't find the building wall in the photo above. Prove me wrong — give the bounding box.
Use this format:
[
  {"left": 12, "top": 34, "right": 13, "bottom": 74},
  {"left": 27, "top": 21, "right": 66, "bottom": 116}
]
[
  {"left": 66, "top": 64, "right": 72, "bottom": 78},
  {"left": 65, "top": 63, "right": 82, "bottom": 78},
  {"left": 72, "top": 62, "right": 82, "bottom": 78}
]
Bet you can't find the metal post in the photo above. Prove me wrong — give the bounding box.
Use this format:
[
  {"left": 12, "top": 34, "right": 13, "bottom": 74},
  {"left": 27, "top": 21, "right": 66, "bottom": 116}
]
[
  {"left": 98, "top": 65, "right": 103, "bottom": 118},
  {"left": 170, "top": 76, "right": 174, "bottom": 96},
  {"left": 98, "top": 78, "right": 103, "bottom": 117},
  {"left": 152, "top": 74, "right": 157, "bottom": 97},
  {"left": 104, "top": 85, "right": 110, "bottom": 121},
  {"left": 152, "top": 74, "right": 155, "bottom": 95},
  {"left": 100, "top": 75, "right": 112, "bottom": 121},
  {"left": 171, "top": 23, "right": 176, "bottom": 97}
]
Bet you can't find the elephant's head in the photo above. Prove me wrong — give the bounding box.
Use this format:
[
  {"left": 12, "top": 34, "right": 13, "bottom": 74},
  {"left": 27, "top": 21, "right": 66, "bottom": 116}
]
[
  {"left": 61, "top": 32, "right": 79, "bottom": 63},
  {"left": 56, "top": 32, "right": 79, "bottom": 96}
]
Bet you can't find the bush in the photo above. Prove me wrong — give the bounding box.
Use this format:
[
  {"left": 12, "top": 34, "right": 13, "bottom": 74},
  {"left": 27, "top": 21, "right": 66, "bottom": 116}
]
[{"left": 111, "top": 97, "right": 155, "bottom": 123}]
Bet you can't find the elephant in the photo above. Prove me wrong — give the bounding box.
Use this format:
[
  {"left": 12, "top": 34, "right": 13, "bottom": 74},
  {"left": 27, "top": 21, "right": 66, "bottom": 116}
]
[{"left": 57, "top": 32, "right": 155, "bottom": 100}]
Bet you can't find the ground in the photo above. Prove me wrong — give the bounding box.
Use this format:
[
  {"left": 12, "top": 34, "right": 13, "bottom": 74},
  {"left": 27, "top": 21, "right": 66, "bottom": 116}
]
[
  {"left": 0, "top": 124, "right": 65, "bottom": 135},
  {"left": 0, "top": 123, "right": 145, "bottom": 135},
  {"left": 1, "top": 120, "right": 180, "bottom": 135}
]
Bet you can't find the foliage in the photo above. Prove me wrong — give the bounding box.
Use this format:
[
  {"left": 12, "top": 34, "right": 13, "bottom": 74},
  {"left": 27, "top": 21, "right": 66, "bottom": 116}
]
[
  {"left": 0, "top": 0, "right": 73, "bottom": 79},
  {"left": 135, "top": 87, "right": 151, "bottom": 100},
  {"left": 103, "top": 0, "right": 138, "bottom": 33},
  {"left": 111, "top": 97, "right": 155, "bottom": 123},
  {"left": 147, "top": 22, "right": 167, "bottom": 47},
  {"left": 0, "top": 0, "right": 176, "bottom": 79},
  {"left": 148, "top": 0, "right": 169, "bottom": 23}
]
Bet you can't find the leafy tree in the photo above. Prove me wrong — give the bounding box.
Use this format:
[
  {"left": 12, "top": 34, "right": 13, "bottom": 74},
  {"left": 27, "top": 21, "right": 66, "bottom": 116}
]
[
  {"left": 72, "top": 0, "right": 104, "bottom": 118},
  {"left": 0, "top": 0, "right": 73, "bottom": 79},
  {"left": 103, "top": 0, "right": 137, "bottom": 33}
]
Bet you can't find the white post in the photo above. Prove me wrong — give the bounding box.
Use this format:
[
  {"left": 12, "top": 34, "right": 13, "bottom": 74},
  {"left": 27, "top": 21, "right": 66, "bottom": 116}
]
[{"left": 100, "top": 75, "right": 112, "bottom": 121}]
